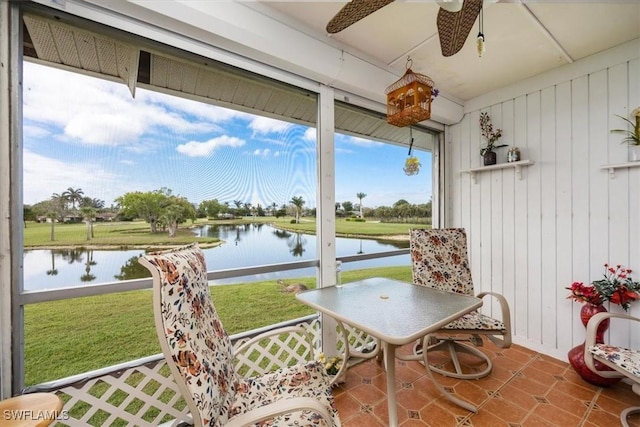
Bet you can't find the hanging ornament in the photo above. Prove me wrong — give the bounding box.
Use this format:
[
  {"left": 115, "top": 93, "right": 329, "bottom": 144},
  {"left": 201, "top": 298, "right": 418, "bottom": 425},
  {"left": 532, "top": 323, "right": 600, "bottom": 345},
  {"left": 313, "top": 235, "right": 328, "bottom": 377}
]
[
  {"left": 476, "top": 6, "right": 485, "bottom": 57},
  {"left": 403, "top": 127, "right": 421, "bottom": 176},
  {"left": 386, "top": 57, "right": 435, "bottom": 127}
]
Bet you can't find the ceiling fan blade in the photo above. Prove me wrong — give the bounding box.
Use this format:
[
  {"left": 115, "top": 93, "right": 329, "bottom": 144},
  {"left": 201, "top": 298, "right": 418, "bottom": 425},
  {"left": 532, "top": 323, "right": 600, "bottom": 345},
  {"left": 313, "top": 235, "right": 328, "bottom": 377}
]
[
  {"left": 326, "top": 0, "right": 396, "bottom": 34},
  {"left": 437, "top": 0, "right": 483, "bottom": 57}
]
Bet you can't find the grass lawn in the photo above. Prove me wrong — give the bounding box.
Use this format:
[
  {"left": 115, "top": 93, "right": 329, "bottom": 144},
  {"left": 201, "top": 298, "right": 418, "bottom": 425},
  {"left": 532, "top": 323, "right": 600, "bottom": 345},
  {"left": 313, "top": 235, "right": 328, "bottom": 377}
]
[
  {"left": 23, "top": 220, "right": 220, "bottom": 248},
  {"left": 23, "top": 216, "right": 429, "bottom": 248},
  {"left": 262, "top": 217, "right": 429, "bottom": 237},
  {"left": 23, "top": 216, "right": 423, "bottom": 385},
  {"left": 24, "top": 266, "right": 412, "bottom": 386}
]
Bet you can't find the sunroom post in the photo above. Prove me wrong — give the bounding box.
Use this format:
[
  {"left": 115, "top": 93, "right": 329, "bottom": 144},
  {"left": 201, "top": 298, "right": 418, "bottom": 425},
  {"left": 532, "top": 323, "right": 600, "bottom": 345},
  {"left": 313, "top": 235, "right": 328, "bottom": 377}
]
[
  {"left": 316, "top": 84, "right": 340, "bottom": 356},
  {"left": 0, "top": 0, "right": 24, "bottom": 398}
]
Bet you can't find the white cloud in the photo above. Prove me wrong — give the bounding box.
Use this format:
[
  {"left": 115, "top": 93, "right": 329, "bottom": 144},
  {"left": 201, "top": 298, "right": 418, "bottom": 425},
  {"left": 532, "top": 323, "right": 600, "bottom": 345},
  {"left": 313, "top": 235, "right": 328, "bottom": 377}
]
[
  {"left": 176, "top": 135, "right": 245, "bottom": 157},
  {"left": 138, "top": 90, "right": 252, "bottom": 124},
  {"left": 249, "top": 116, "right": 293, "bottom": 135},
  {"left": 64, "top": 112, "right": 146, "bottom": 145},
  {"left": 23, "top": 62, "right": 246, "bottom": 147},
  {"left": 252, "top": 148, "right": 271, "bottom": 156},
  {"left": 303, "top": 128, "right": 316, "bottom": 141},
  {"left": 23, "top": 149, "right": 130, "bottom": 205},
  {"left": 342, "top": 135, "right": 383, "bottom": 147},
  {"left": 23, "top": 124, "right": 51, "bottom": 139}
]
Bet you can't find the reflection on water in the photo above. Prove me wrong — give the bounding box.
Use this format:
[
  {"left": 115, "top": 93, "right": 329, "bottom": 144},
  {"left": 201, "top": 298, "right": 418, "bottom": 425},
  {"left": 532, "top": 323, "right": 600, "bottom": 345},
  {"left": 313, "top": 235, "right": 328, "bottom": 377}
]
[{"left": 24, "top": 223, "right": 409, "bottom": 291}]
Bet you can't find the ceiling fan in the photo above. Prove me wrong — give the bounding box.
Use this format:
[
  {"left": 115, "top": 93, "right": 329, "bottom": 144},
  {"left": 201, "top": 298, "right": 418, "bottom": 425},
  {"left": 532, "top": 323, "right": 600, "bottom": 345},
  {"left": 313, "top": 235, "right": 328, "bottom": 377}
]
[{"left": 326, "top": 0, "right": 484, "bottom": 57}]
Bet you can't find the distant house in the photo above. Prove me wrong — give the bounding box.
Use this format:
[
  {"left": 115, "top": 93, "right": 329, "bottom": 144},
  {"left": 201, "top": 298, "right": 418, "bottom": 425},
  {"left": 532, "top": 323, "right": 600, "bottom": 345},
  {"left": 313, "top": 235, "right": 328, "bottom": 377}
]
[{"left": 96, "top": 212, "right": 117, "bottom": 222}]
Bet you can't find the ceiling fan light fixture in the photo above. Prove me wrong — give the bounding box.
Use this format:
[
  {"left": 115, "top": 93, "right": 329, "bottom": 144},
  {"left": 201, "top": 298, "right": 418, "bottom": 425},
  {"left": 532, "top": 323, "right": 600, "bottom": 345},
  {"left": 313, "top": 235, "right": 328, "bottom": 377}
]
[
  {"left": 477, "top": 32, "right": 485, "bottom": 57},
  {"left": 437, "top": 0, "right": 464, "bottom": 13},
  {"left": 476, "top": 4, "right": 485, "bottom": 57},
  {"left": 385, "top": 58, "right": 434, "bottom": 127}
]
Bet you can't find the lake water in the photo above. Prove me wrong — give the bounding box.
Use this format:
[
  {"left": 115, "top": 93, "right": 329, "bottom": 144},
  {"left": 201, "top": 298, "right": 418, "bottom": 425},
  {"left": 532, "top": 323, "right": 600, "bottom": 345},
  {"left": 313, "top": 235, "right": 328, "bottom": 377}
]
[{"left": 23, "top": 223, "right": 410, "bottom": 291}]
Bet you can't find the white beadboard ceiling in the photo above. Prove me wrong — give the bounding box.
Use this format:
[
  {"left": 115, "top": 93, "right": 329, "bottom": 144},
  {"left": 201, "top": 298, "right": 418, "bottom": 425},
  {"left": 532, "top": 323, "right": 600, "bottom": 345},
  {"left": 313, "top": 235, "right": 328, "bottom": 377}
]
[
  {"left": 22, "top": 12, "right": 436, "bottom": 151},
  {"left": 255, "top": 1, "right": 640, "bottom": 102}
]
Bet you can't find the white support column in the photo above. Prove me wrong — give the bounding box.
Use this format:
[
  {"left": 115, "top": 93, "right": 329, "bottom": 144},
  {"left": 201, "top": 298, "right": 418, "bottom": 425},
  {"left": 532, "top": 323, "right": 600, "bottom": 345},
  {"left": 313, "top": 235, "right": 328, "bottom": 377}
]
[
  {"left": 316, "top": 84, "right": 339, "bottom": 356},
  {"left": 434, "top": 130, "right": 445, "bottom": 228},
  {"left": 0, "top": 0, "right": 23, "bottom": 398}
]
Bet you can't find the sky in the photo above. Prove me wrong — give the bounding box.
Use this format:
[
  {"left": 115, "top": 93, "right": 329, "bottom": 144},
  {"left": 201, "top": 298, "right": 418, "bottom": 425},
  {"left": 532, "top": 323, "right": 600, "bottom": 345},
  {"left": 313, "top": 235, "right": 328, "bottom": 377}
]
[{"left": 22, "top": 61, "right": 432, "bottom": 210}]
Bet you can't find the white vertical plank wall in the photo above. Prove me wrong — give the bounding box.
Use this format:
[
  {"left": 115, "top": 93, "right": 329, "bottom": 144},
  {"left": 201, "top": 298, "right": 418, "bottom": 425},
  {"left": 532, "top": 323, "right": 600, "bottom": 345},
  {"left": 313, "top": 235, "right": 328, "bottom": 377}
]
[{"left": 446, "top": 50, "right": 640, "bottom": 361}]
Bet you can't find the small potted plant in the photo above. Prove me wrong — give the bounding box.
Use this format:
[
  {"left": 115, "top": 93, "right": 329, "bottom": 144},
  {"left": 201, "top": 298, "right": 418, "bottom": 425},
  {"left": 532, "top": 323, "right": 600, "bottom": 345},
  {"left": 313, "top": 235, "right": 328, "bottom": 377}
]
[
  {"left": 317, "top": 352, "right": 345, "bottom": 386},
  {"left": 479, "top": 112, "right": 507, "bottom": 165},
  {"left": 611, "top": 107, "right": 640, "bottom": 161},
  {"left": 565, "top": 263, "right": 640, "bottom": 386}
]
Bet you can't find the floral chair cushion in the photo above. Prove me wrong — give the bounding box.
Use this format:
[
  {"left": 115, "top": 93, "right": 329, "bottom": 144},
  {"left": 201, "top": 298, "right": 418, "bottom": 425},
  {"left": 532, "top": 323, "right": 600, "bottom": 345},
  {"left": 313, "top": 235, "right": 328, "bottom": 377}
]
[
  {"left": 140, "top": 243, "right": 340, "bottom": 427},
  {"left": 142, "top": 244, "right": 237, "bottom": 426},
  {"left": 589, "top": 344, "right": 640, "bottom": 379},
  {"left": 232, "top": 361, "right": 337, "bottom": 426},
  {"left": 410, "top": 228, "right": 505, "bottom": 332}
]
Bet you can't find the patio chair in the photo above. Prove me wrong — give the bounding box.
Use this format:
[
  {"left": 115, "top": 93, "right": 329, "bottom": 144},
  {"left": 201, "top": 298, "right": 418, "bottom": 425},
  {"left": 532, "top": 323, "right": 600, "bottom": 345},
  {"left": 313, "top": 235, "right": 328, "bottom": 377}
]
[
  {"left": 139, "top": 243, "right": 341, "bottom": 427},
  {"left": 584, "top": 312, "right": 640, "bottom": 427},
  {"left": 407, "top": 228, "right": 512, "bottom": 380}
]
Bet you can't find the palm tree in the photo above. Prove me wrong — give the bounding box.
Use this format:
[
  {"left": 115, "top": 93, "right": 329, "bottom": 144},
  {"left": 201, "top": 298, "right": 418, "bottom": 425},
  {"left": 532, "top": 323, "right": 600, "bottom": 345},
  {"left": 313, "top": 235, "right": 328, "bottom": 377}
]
[
  {"left": 46, "top": 252, "right": 58, "bottom": 276},
  {"left": 48, "top": 193, "right": 66, "bottom": 241},
  {"left": 80, "top": 249, "right": 97, "bottom": 282},
  {"left": 81, "top": 207, "right": 96, "bottom": 240},
  {"left": 290, "top": 196, "right": 305, "bottom": 224},
  {"left": 62, "top": 187, "right": 84, "bottom": 210},
  {"left": 356, "top": 192, "right": 367, "bottom": 218}
]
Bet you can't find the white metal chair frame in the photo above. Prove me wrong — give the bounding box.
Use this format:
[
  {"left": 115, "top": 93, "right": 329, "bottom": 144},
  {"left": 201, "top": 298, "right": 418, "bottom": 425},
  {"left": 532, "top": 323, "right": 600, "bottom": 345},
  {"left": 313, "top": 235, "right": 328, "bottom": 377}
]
[
  {"left": 139, "top": 244, "right": 341, "bottom": 427},
  {"left": 406, "top": 228, "right": 512, "bottom": 382},
  {"left": 584, "top": 312, "right": 640, "bottom": 427}
]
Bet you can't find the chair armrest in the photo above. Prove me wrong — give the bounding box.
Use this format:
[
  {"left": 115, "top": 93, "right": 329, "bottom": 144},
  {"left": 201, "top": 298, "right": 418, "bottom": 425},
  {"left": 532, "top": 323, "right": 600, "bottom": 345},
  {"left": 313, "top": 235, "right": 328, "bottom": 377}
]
[
  {"left": 233, "top": 326, "right": 316, "bottom": 377},
  {"left": 476, "top": 291, "right": 512, "bottom": 348},
  {"left": 584, "top": 312, "right": 640, "bottom": 378},
  {"left": 225, "top": 396, "right": 335, "bottom": 427}
]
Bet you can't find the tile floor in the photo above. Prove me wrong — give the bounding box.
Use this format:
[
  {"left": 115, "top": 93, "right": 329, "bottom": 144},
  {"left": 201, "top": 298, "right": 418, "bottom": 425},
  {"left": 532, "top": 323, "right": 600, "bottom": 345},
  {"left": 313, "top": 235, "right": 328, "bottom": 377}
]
[{"left": 331, "top": 340, "right": 639, "bottom": 426}]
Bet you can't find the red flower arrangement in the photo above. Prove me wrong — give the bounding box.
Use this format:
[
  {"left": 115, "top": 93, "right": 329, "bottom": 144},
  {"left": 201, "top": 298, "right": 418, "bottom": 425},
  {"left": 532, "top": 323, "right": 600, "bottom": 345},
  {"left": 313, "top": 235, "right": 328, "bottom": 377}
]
[{"left": 566, "top": 264, "right": 640, "bottom": 311}]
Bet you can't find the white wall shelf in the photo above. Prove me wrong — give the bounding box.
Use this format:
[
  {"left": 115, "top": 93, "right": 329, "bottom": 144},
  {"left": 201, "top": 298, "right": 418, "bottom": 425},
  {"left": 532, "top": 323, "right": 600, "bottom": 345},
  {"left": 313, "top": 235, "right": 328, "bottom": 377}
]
[
  {"left": 601, "top": 161, "right": 640, "bottom": 179},
  {"left": 463, "top": 160, "right": 534, "bottom": 183}
]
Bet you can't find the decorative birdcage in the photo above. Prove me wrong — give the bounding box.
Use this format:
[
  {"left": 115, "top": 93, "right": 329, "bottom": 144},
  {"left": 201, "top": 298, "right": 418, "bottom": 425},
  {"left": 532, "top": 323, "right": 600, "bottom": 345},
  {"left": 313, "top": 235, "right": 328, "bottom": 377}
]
[{"left": 385, "top": 59, "right": 434, "bottom": 127}]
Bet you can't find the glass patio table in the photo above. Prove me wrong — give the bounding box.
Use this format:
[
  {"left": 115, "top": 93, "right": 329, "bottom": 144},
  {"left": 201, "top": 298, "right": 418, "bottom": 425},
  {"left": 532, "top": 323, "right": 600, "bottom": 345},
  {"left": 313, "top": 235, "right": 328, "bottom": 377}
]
[{"left": 296, "top": 277, "right": 483, "bottom": 427}]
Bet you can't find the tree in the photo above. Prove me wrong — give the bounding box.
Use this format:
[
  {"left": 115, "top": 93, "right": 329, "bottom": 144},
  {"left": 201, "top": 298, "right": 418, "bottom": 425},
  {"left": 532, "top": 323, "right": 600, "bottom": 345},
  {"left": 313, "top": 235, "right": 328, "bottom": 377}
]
[
  {"left": 162, "top": 204, "right": 185, "bottom": 237},
  {"left": 290, "top": 196, "right": 305, "bottom": 223},
  {"left": 79, "top": 197, "right": 104, "bottom": 209},
  {"left": 23, "top": 205, "right": 35, "bottom": 227},
  {"left": 160, "top": 196, "right": 196, "bottom": 237},
  {"left": 80, "top": 207, "right": 96, "bottom": 240},
  {"left": 242, "top": 202, "right": 252, "bottom": 217},
  {"left": 47, "top": 193, "right": 67, "bottom": 241},
  {"left": 341, "top": 201, "right": 353, "bottom": 215},
  {"left": 46, "top": 252, "right": 58, "bottom": 276},
  {"left": 116, "top": 188, "right": 174, "bottom": 233},
  {"left": 80, "top": 249, "right": 97, "bottom": 282},
  {"left": 275, "top": 206, "right": 288, "bottom": 219},
  {"left": 356, "top": 192, "right": 367, "bottom": 218},
  {"left": 62, "top": 187, "right": 84, "bottom": 210},
  {"left": 200, "top": 199, "right": 224, "bottom": 219}
]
